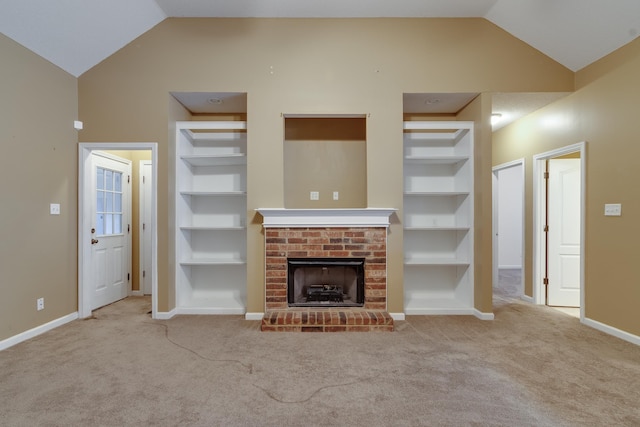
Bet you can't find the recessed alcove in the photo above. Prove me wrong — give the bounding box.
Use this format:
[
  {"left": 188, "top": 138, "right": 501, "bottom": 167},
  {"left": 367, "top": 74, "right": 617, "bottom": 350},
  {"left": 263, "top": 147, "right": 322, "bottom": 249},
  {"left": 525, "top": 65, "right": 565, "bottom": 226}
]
[{"left": 283, "top": 115, "right": 367, "bottom": 209}]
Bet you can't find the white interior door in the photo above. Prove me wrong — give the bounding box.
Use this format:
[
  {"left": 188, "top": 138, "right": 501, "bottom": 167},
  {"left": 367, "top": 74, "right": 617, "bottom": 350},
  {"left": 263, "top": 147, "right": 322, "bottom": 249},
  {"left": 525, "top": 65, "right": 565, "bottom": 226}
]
[
  {"left": 492, "top": 171, "right": 499, "bottom": 287},
  {"left": 90, "top": 152, "right": 131, "bottom": 310},
  {"left": 140, "top": 161, "right": 153, "bottom": 295},
  {"left": 548, "top": 158, "right": 581, "bottom": 307}
]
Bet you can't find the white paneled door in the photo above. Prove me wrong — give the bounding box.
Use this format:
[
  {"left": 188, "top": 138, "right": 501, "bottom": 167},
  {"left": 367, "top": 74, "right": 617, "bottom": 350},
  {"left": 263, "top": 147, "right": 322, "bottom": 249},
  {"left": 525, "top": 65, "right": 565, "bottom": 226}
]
[
  {"left": 548, "top": 158, "right": 581, "bottom": 307},
  {"left": 140, "top": 161, "right": 153, "bottom": 295},
  {"left": 90, "top": 152, "right": 131, "bottom": 310}
]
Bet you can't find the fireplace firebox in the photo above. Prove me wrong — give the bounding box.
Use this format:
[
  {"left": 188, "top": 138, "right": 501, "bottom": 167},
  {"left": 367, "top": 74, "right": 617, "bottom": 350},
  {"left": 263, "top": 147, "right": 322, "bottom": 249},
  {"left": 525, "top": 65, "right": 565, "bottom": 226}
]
[{"left": 287, "top": 258, "right": 365, "bottom": 307}]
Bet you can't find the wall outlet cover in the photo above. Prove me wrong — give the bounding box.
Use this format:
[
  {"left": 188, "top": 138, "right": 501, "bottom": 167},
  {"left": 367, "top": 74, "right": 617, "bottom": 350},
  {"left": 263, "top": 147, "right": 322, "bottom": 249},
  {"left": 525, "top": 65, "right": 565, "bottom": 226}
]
[{"left": 604, "top": 203, "right": 622, "bottom": 216}]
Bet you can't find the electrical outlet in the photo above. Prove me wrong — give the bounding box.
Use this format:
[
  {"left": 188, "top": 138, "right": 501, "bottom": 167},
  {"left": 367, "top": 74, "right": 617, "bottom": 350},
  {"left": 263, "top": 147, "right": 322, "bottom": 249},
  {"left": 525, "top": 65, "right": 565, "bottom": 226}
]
[
  {"left": 604, "top": 203, "right": 622, "bottom": 216},
  {"left": 50, "top": 203, "right": 61, "bottom": 215},
  {"left": 37, "top": 298, "right": 44, "bottom": 311},
  {"left": 310, "top": 191, "right": 319, "bottom": 200}
]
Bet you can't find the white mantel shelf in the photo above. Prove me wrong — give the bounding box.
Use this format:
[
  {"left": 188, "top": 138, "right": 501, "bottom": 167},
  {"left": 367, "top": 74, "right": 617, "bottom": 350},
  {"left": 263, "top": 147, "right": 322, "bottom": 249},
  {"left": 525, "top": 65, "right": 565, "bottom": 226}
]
[{"left": 256, "top": 208, "right": 397, "bottom": 228}]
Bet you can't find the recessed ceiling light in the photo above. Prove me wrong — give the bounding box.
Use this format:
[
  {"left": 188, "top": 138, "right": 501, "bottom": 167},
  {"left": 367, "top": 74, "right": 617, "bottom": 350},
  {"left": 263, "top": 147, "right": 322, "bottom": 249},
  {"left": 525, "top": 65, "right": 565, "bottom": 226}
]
[
  {"left": 491, "top": 113, "right": 503, "bottom": 125},
  {"left": 424, "top": 98, "right": 441, "bottom": 105},
  {"left": 208, "top": 98, "right": 223, "bottom": 105}
]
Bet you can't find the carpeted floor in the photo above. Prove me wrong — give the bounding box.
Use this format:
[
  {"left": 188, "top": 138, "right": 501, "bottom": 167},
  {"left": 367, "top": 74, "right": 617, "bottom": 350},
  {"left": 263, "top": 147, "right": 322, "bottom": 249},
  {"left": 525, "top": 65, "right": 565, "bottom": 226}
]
[{"left": 0, "top": 276, "right": 638, "bottom": 426}]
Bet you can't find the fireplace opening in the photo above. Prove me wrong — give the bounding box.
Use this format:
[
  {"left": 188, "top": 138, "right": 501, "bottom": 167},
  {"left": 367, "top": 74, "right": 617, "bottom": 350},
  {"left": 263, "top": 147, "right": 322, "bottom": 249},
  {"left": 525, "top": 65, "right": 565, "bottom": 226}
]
[{"left": 287, "top": 258, "right": 365, "bottom": 307}]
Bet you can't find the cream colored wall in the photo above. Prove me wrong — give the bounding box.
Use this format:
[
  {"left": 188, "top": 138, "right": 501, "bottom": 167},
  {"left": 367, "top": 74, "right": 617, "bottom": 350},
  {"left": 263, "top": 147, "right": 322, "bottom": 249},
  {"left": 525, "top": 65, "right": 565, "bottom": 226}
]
[
  {"left": 493, "top": 37, "right": 640, "bottom": 336},
  {"left": 458, "top": 94, "right": 494, "bottom": 314},
  {"left": 77, "top": 18, "right": 574, "bottom": 315},
  {"left": 284, "top": 117, "right": 367, "bottom": 208},
  {"left": 0, "top": 34, "right": 78, "bottom": 341}
]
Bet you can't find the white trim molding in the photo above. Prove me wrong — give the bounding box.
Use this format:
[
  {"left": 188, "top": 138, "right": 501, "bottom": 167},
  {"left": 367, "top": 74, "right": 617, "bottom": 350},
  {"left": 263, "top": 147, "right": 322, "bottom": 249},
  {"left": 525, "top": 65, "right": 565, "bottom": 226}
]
[
  {"left": 245, "top": 312, "right": 265, "bottom": 321},
  {"left": 389, "top": 313, "right": 406, "bottom": 321},
  {"left": 583, "top": 318, "right": 640, "bottom": 346},
  {"left": 0, "top": 312, "right": 78, "bottom": 351},
  {"left": 155, "top": 309, "right": 177, "bottom": 320},
  {"left": 473, "top": 309, "right": 495, "bottom": 320},
  {"left": 256, "top": 208, "right": 397, "bottom": 228}
]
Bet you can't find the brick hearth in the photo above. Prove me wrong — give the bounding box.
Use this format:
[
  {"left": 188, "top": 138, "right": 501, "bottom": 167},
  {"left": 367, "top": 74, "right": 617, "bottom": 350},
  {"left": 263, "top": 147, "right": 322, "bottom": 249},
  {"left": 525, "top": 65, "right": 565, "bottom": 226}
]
[
  {"left": 261, "top": 308, "right": 394, "bottom": 332},
  {"left": 262, "top": 226, "right": 393, "bottom": 332}
]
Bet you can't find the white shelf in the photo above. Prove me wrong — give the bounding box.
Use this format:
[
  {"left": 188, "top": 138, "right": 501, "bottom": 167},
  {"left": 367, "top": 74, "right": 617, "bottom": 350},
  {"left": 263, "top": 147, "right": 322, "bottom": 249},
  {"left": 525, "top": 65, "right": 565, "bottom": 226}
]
[
  {"left": 404, "top": 295, "right": 475, "bottom": 315},
  {"left": 175, "top": 120, "right": 247, "bottom": 314},
  {"left": 404, "top": 258, "right": 470, "bottom": 266},
  {"left": 180, "top": 226, "right": 245, "bottom": 231},
  {"left": 180, "top": 191, "right": 246, "bottom": 196},
  {"left": 403, "top": 121, "right": 474, "bottom": 315},
  {"left": 180, "top": 258, "right": 246, "bottom": 265},
  {"left": 404, "top": 156, "right": 468, "bottom": 165},
  {"left": 404, "top": 191, "right": 470, "bottom": 196},
  {"left": 181, "top": 154, "right": 246, "bottom": 167},
  {"left": 177, "top": 289, "right": 246, "bottom": 315},
  {"left": 404, "top": 226, "right": 470, "bottom": 231}
]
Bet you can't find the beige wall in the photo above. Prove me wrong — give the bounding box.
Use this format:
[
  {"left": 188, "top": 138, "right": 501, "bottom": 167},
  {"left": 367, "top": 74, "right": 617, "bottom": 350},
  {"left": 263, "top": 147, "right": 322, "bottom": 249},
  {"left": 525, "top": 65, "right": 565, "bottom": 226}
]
[
  {"left": 493, "top": 37, "right": 640, "bottom": 336},
  {"left": 284, "top": 117, "right": 367, "bottom": 208},
  {"left": 78, "top": 18, "right": 573, "bottom": 315},
  {"left": 0, "top": 34, "right": 78, "bottom": 341},
  {"left": 458, "top": 94, "right": 494, "bottom": 314}
]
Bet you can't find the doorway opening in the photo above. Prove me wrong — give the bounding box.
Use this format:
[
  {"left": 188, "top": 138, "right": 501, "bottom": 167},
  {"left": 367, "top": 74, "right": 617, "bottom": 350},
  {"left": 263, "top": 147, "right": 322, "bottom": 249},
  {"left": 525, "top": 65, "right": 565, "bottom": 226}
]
[
  {"left": 492, "top": 159, "right": 525, "bottom": 302},
  {"left": 78, "top": 143, "right": 158, "bottom": 319},
  {"left": 533, "top": 142, "right": 585, "bottom": 320}
]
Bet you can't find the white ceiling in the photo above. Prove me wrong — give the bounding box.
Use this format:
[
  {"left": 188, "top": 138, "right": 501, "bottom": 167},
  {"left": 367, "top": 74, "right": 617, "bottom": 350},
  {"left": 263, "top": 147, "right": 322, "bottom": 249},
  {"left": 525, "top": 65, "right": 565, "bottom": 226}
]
[
  {"left": 1, "top": 0, "right": 639, "bottom": 78},
  {"left": 1, "top": 1, "right": 638, "bottom": 128}
]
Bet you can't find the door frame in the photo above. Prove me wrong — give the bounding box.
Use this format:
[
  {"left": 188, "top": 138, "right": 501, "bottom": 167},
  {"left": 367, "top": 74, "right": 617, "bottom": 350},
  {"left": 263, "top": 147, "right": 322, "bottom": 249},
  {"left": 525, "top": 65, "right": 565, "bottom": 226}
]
[
  {"left": 137, "top": 160, "right": 153, "bottom": 297},
  {"left": 492, "top": 158, "right": 526, "bottom": 299},
  {"left": 78, "top": 143, "right": 158, "bottom": 319},
  {"left": 532, "top": 142, "right": 586, "bottom": 318}
]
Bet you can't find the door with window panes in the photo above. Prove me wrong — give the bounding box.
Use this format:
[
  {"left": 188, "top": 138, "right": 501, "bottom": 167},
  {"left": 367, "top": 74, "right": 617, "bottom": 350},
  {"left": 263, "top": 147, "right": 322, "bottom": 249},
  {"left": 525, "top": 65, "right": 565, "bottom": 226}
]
[{"left": 90, "top": 152, "right": 131, "bottom": 310}]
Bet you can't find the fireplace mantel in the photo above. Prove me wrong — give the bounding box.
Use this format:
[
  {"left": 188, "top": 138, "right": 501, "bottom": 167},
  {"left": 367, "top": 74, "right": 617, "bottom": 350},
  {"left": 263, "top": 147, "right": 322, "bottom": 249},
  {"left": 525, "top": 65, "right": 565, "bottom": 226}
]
[{"left": 256, "top": 208, "right": 396, "bottom": 228}]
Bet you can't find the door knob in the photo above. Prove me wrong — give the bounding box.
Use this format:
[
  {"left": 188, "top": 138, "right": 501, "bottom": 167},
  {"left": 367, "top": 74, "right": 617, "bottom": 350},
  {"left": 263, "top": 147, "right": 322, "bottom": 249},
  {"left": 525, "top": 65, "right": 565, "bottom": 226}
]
[{"left": 91, "top": 238, "right": 99, "bottom": 245}]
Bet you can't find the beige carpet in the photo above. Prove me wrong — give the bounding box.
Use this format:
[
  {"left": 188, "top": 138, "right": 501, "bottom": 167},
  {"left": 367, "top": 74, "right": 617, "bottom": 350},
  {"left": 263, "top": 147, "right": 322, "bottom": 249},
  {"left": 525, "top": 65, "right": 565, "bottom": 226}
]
[{"left": 0, "top": 292, "right": 638, "bottom": 426}]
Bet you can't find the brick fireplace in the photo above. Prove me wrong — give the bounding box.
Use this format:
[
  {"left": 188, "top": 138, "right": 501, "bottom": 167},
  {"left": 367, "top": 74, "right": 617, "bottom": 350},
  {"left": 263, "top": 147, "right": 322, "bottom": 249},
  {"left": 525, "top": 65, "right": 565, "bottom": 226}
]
[{"left": 257, "top": 208, "right": 396, "bottom": 332}]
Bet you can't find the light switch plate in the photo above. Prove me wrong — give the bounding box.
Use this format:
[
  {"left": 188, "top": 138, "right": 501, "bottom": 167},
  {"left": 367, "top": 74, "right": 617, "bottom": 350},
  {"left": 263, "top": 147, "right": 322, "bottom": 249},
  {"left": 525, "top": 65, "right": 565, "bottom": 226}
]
[
  {"left": 310, "top": 191, "right": 319, "bottom": 200},
  {"left": 604, "top": 203, "right": 621, "bottom": 216},
  {"left": 333, "top": 191, "right": 339, "bottom": 201},
  {"left": 50, "top": 203, "right": 61, "bottom": 215}
]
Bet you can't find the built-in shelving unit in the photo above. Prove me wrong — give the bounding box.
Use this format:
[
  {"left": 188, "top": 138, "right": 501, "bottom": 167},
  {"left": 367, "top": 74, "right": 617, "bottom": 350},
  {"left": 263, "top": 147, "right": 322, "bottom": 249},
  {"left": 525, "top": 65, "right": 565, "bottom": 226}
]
[
  {"left": 175, "top": 121, "right": 247, "bottom": 314},
  {"left": 403, "top": 121, "right": 474, "bottom": 314}
]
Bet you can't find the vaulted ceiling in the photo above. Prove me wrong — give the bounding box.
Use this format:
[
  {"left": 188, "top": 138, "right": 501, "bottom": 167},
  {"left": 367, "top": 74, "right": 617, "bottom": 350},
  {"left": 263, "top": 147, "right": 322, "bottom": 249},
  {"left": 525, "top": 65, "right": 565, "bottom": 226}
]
[
  {"left": 1, "top": 1, "right": 638, "bottom": 129},
  {"left": 1, "top": 0, "right": 639, "bottom": 78}
]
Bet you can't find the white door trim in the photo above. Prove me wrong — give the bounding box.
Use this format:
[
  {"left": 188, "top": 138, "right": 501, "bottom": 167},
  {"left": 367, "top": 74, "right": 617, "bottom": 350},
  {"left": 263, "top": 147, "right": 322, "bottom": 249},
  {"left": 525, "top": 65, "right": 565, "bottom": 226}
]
[
  {"left": 79, "top": 143, "right": 158, "bottom": 319},
  {"left": 532, "top": 142, "right": 586, "bottom": 320},
  {"left": 492, "top": 158, "right": 526, "bottom": 300},
  {"left": 139, "top": 160, "right": 153, "bottom": 296}
]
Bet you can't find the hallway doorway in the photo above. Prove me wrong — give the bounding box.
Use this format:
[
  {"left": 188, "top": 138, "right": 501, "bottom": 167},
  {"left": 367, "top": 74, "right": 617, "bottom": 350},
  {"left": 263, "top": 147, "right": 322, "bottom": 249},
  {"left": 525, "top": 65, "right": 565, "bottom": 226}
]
[
  {"left": 492, "top": 159, "right": 525, "bottom": 302},
  {"left": 533, "top": 142, "right": 586, "bottom": 320},
  {"left": 78, "top": 143, "right": 158, "bottom": 319}
]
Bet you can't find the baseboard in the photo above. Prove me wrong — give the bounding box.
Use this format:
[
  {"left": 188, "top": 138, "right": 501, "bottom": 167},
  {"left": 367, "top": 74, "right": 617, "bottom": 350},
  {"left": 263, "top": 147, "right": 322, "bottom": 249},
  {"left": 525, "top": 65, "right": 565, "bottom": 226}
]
[
  {"left": 389, "top": 312, "right": 405, "bottom": 321},
  {"left": 155, "top": 308, "right": 177, "bottom": 320},
  {"left": 582, "top": 317, "right": 640, "bottom": 346},
  {"left": 0, "top": 312, "right": 78, "bottom": 352},
  {"left": 521, "top": 294, "right": 534, "bottom": 303},
  {"left": 245, "top": 312, "right": 265, "bottom": 321},
  {"left": 498, "top": 265, "right": 522, "bottom": 270},
  {"left": 473, "top": 309, "right": 495, "bottom": 320},
  {"left": 130, "top": 290, "right": 144, "bottom": 297}
]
